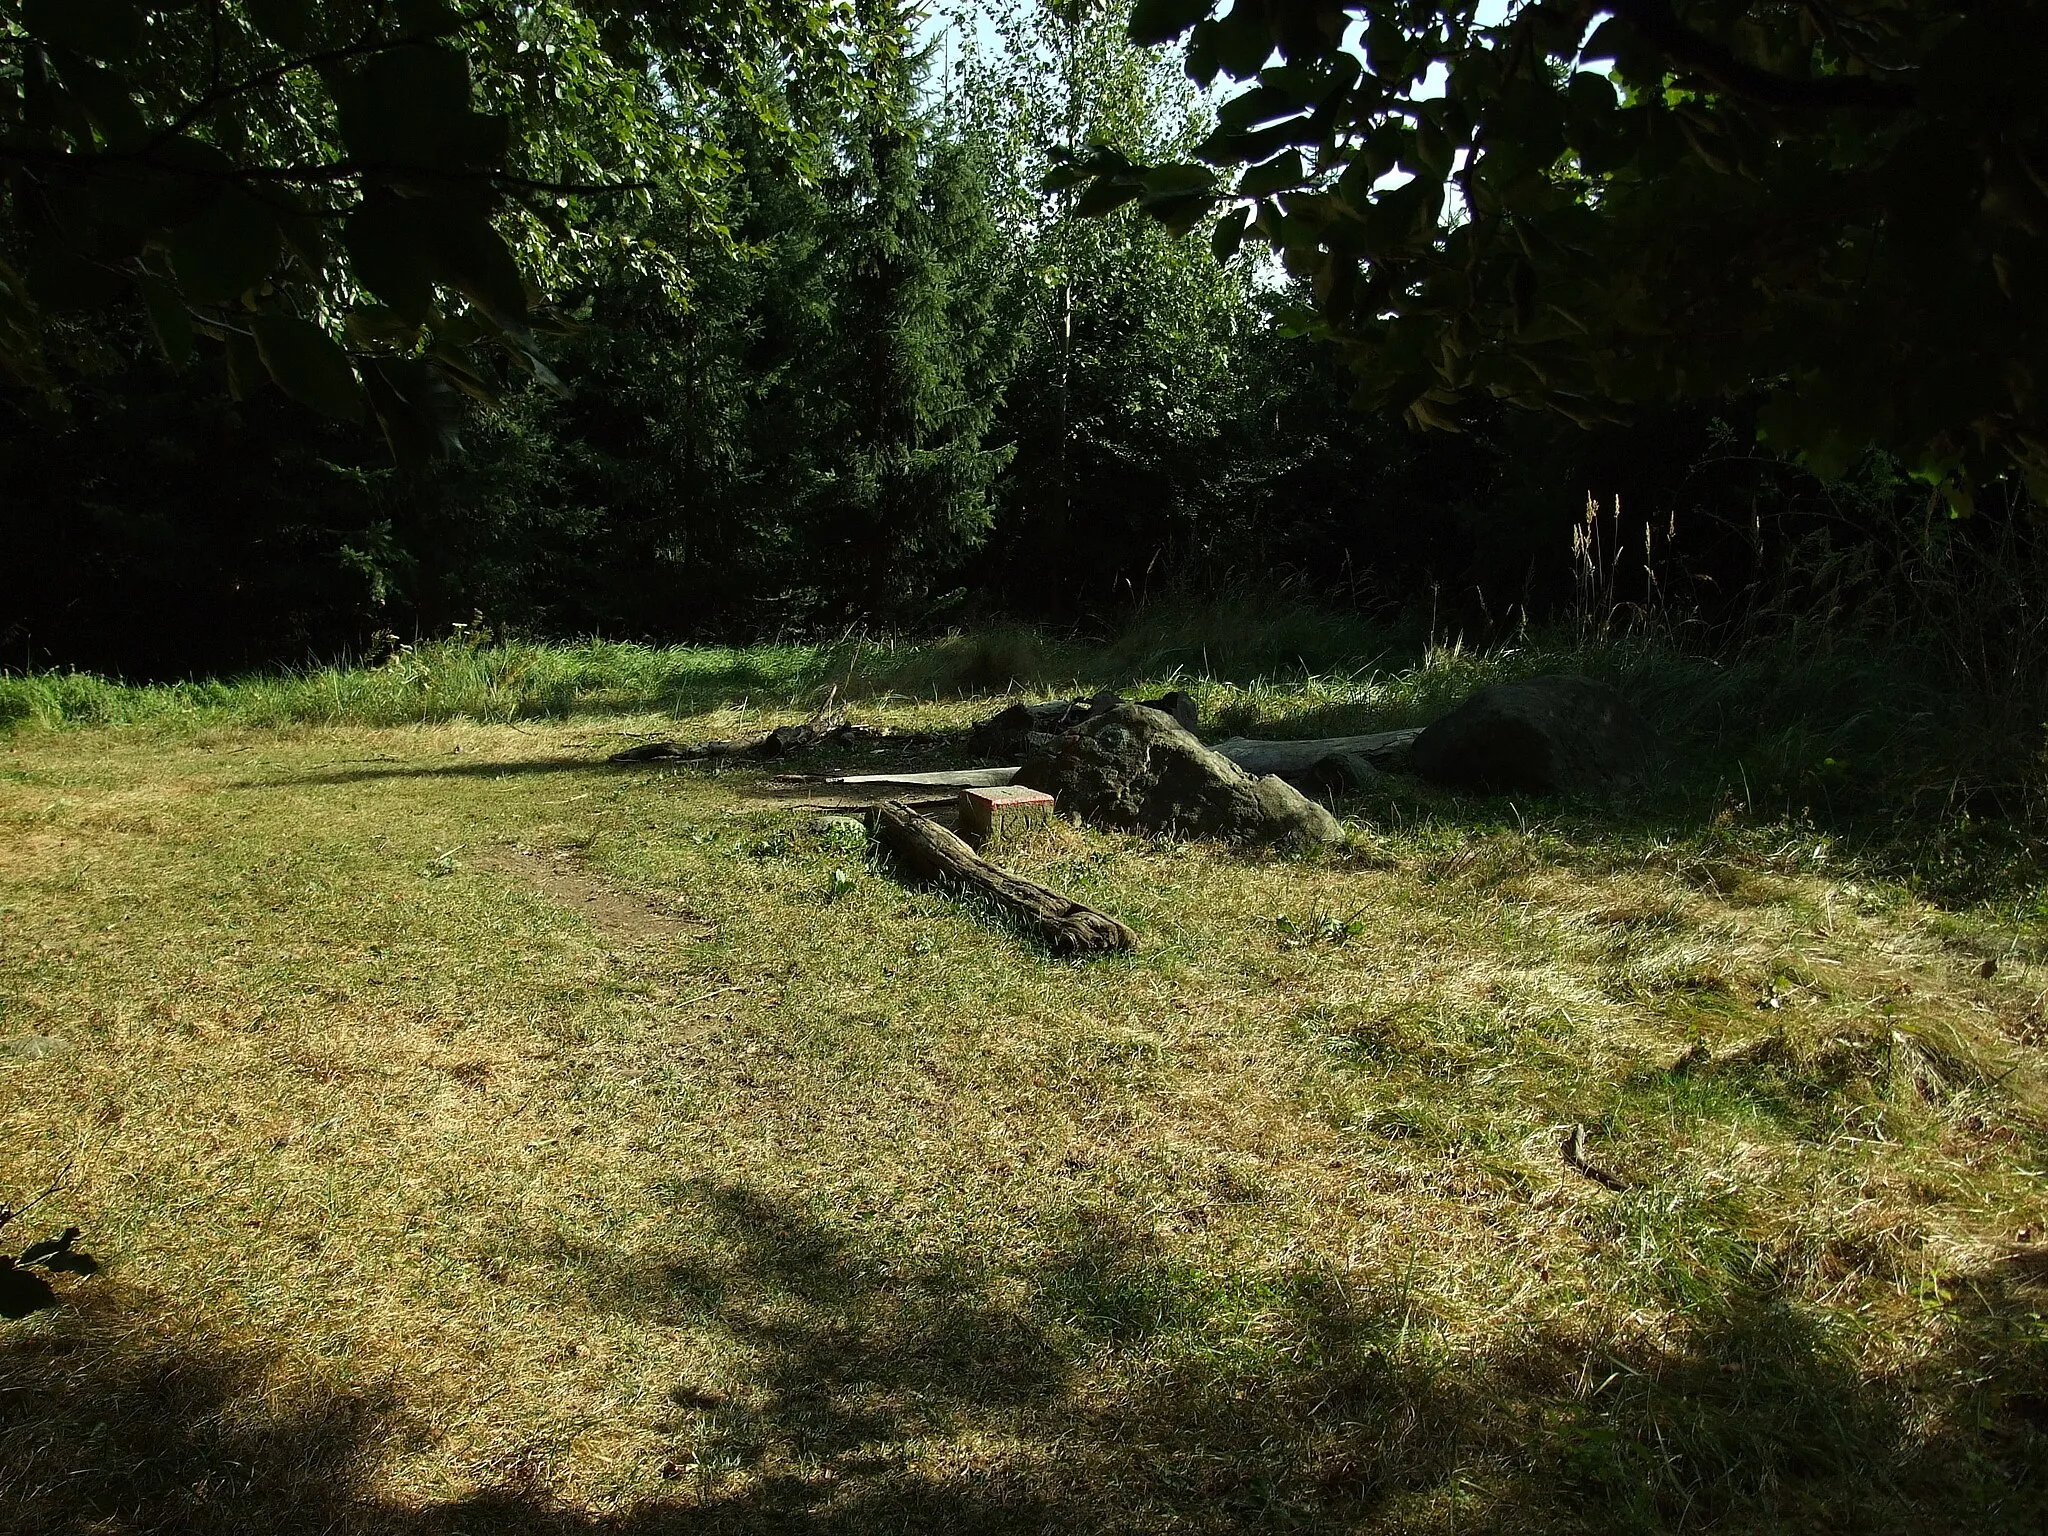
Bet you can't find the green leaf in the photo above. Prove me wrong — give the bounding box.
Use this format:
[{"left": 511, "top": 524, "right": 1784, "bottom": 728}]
[
  {"left": 242, "top": 0, "right": 315, "bottom": 50},
  {"left": 334, "top": 44, "right": 500, "bottom": 172},
  {"left": 1217, "top": 85, "right": 1297, "bottom": 132},
  {"left": 1236, "top": 150, "right": 1304, "bottom": 199},
  {"left": 1211, "top": 204, "right": 1250, "bottom": 261},
  {"left": 46, "top": 52, "right": 148, "bottom": 151},
  {"left": 224, "top": 328, "right": 264, "bottom": 400},
  {"left": 1128, "top": 0, "right": 1213, "bottom": 48},
  {"left": 344, "top": 197, "right": 437, "bottom": 324},
  {"left": 22, "top": 0, "right": 143, "bottom": 64},
  {"left": 1147, "top": 192, "right": 1214, "bottom": 238},
  {"left": 1074, "top": 179, "right": 1143, "bottom": 217},
  {"left": 1141, "top": 164, "right": 1217, "bottom": 197},
  {"left": 140, "top": 276, "right": 194, "bottom": 368},
  {"left": 167, "top": 190, "right": 282, "bottom": 306},
  {"left": 428, "top": 208, "right": 529, "bottom": 324},
  {"left": 24, "top": 246, "right": 127, "bottom": 311},
  {"left": 252, "top": 312, "right": 365, "bottom": 421},
  {"left": 1213, "top": 1, "right": 1275, "bottom": 79}
]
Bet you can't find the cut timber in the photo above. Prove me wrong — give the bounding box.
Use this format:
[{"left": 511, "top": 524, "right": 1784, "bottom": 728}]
[
  {"left": 828, "top": 767, "right": 1020, "bottom": 788},
  {"left": 959, "top": 784, "right": 1054, "bottom": 844},
  {"left": 868, "top": 800, "right": 1134, "bottom": 955},
  {"left": 1211, "top": 729, "right": 1421, "bottom": 778}
]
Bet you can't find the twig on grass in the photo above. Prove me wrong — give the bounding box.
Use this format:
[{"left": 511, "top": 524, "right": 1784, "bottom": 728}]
[
  {"left": 0, "top": 1146, "right": 83, "bottom": 1234},
  {"left": 677, "top": 984, "right": 749, "bottom": 1010},
  {"left": 1561, "top": 1124, "right": 1631, "bottom": 1191}
]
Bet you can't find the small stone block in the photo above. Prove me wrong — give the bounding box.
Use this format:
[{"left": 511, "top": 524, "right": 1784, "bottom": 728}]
[{"left": 959, "top": 784, "right": 1055, "bottom": 843}]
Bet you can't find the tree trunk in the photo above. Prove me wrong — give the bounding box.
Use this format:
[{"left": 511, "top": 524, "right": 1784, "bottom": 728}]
[{"left": 867, "top": 800, "right": 1134, "bottom": 955}]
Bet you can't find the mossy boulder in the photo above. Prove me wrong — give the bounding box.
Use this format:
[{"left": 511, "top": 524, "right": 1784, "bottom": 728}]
[
  {"left": 1018, "top": 704, "right": 1342, "bottom": 846},
  {"left": 1411, "top": 674, "right": 1650, "bottom": 794}
]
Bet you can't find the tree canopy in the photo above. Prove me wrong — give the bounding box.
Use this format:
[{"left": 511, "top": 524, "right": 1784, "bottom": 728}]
[
  {"left": 0, "top": 0, "right": 874, "bottom": 461},
  {"left": 1065, "top": 0, "right": 2048, "bottom": 506}
]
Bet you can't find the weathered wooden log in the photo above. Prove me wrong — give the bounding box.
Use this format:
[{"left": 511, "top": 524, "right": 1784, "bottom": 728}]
[
  {"left": 1210, "top": 729, "right": 1421, "bottom": 778},
  {"left": 867, "top": 800, "right": 1135, "bottom": 954}
]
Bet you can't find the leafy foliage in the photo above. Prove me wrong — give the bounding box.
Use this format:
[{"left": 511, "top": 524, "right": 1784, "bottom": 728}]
[
  {"left": 1072, "top": 0, "right": 2048, "bottom": 504},
  {"left": 0, "top": 0, "right": 873, "bottom": 461},
  {"left": 945, "top": 0, "right": 1270, "bottom": 610}
]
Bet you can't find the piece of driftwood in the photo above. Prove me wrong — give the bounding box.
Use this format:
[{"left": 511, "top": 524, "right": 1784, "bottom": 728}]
[
  {"left": 828, "top": 767, "right": 1021, "bottom": 788},
  {"left": 868, "top": 800, "right": 1134, "bottom": 954},
  {"left": 1210, "top": 729, "right": 1421, "bottom": 778}
]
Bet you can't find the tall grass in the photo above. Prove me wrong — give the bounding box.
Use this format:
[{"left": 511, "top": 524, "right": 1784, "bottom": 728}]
[
  {"left": 0, "top": 637, "right": 855, "bottom": 732},
  {"left": 5, "top": 586, "right": 2042, "bottom": 901},
  {"left": 3, "top": 600, "right": 2035, "bottom": 815}
]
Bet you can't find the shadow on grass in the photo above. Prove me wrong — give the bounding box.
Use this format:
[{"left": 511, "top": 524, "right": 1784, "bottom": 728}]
[
  {"left": 5, "top": 1184, "right": 2043, "bottom": 1533},
  {"left": 232, "top": 757, "right": 608, "bottom": 788}
]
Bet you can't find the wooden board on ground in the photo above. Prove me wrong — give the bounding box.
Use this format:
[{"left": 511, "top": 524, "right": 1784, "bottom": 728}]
[{"left": 826, "top": 767, "right": 1021, "bottom": 788}]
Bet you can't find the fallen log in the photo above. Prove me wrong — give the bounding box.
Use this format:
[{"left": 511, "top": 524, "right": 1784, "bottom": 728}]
[
  {"left": 1210, "top": 729, "right": 1421, "bottom": 778},
  {"left": 868, "top": 800, "right": 1135, "bottom": 954}
]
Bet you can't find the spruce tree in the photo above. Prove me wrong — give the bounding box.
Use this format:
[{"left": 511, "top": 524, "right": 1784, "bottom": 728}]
[{"left": 811, "top": 11, "right": 1015, "bottom": 615}]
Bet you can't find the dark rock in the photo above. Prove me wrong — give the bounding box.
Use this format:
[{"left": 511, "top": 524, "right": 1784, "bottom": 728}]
[
  {"left": 1303, "top": 752, "right": 1384, "bottom": 795},
  {"left": 1410, "top": 674, "right": 1650, "bottom": 794},
  {"left": 1018, "top": 704, "right": 1342, "bottom": 846},
  {"left": 1135, "top": 689, "right": 1200, "bottom": 733},
  {"left": 966, "top": 698, "right": 1093, "bottom": 757},
  {"left": 967, "top": 689, "right": 1199, "bottom": 758},
  {"left": 1214, "top": 729, "right": 1418, "bottom": 781}
]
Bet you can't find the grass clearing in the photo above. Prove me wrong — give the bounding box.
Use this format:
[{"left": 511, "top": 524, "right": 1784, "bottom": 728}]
[{"left": 3, "top": 634, "right": 2046, "bottom": 1531}]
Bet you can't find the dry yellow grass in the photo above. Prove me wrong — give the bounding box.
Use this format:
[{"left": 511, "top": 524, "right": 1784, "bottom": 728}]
[{"left": 2, "top": 705, "right": 2045, "bottom": 1532}]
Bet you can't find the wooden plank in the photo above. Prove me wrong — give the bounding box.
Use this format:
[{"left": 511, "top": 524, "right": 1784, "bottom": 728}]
[
  {"left": 869, "top": 801, "right": 1134, "bottom": 954},
  {"left": 827, "top": 767, "right": 1021, "bottom": 788},
  {"left": 1210, "top": 729, "right": 1421, "bottom": 777}
]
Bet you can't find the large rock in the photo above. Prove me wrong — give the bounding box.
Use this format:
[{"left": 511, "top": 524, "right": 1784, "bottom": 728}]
[
  {"left": 968, "top": 689, "right": 1199, "bottom": 758},
  {"left": 1410, "top": 674, "right": 1650, "bottom": 794},
  {"left": 1017, "top": 704, "right": 1343, "bottom": 845}
]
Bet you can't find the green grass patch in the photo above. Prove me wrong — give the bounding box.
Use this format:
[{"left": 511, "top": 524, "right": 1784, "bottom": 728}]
[{"left": 3, "top": 617, "right": 2046, "bottom": 1530}]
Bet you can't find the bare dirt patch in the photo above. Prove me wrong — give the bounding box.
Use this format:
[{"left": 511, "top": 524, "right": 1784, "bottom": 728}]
[{"left": 470, "top": 843, "right": 716, "bottom": 943}]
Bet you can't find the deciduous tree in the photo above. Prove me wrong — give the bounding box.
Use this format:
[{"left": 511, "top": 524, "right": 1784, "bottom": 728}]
[{"left": 1068, "top": 0, "right": 2048, "bottom": 505}]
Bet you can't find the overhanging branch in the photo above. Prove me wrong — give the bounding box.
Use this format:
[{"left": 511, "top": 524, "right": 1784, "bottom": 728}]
[{"left": 1610, "top": 0, "right": 1915, "bottom": 112}]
